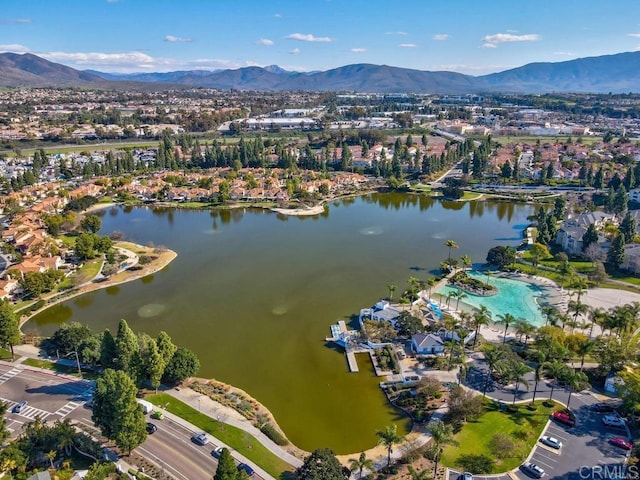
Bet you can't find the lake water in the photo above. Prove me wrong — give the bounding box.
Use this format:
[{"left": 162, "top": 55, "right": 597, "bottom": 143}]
[{"left": 26, "top": 193, "right": 534, "bottom": 453}]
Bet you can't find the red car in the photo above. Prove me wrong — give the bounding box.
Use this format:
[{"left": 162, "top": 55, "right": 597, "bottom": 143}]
[
  {"left": 610, "top": 437, "right": 633, "bottom": 451},
  {"left": 552, "top": 411, "right": 576, "bottom": 427}
]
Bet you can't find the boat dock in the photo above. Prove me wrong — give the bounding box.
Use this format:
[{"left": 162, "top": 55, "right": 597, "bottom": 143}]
[{"left": 346, "top": 350, "right": 359, "bottom": 372}]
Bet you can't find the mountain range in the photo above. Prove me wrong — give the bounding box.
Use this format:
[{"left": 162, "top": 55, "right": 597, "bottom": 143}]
[{"left": 2, "top": 51, "right": 640, "bottom": 94}]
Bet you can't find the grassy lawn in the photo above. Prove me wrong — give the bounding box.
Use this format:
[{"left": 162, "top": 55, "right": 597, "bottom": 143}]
[
  {"left": 21, "top": 357, "right": 99, "bottom": 380},
  {"left": 72, "top": 258, "right": 103, "bottom": 284},
  {"left": 460, "top": 191, "right": 483, "bottom": 201},
  {"left": 441, "top": 400, "right": 557, "bottom": 474},
  {"left": 0, "top": 348, "right": 12, "bottom": 360},
  {"left": 147, "top": 393, "right": 295, "bottom": 478},
  {"left": 608, "top": 272, "right": 640, "bottom": 286}
]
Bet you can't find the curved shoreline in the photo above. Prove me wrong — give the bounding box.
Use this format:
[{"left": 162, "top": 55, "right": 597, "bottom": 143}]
[{"left": 18, "top": 244, "right": 177, "bottom": 330}]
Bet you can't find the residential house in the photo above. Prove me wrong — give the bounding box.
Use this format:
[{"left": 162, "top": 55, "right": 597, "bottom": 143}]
[
  {"left": 411, "top": 333, "right": 445, "bottom": 355},
  {"left": 359, "top": 301, "right": 404, "bottom": 327},
  {"left": 622, "top": 244, "right": 640, "bottom": 274}
]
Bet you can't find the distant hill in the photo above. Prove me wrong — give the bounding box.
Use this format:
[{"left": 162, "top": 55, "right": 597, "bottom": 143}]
[
  {"left": 0, "top": 52, "right": 103, "bottom": 87},
  {"left": 2, "top": 51, "right": 640, "bottom": 93}
]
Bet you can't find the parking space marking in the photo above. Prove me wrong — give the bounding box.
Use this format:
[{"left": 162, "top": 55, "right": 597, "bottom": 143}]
[
  {"left": 530, "top": 457, "right": 556, "bottom": 470},
  {"left": 0, "top": 368, "right": 21, "bottom": 385},
  {"left": 14, "top": 405, "right": 50, "bottom": 421},
  {"left": 54, "top": 401, "right": 81, "bottom": 418},
  {"left": 536, "top": 443, "right": 562, "bottom": 455},
  {"left": 534, "top": 449, "right": 559, "bottom": 462}
]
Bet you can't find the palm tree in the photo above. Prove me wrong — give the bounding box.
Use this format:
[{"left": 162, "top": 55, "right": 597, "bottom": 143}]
[
  {"left": 588, "top": 307, "right": 606, "bottom": 339},
  {"left": 459, "top": 311, "right": 472, "bottom": 329},
  {"left": 426, "top": 277, "right": 437, "bottom": 298},
  {"left": 454, "top": 288, "right": 467, "bottom": 310},
  {"left": 428, "top": 420, "right": 455, "bottom": 477},
  {"left": 508, "top": 360, "right": 530, "bottom": 405},
  {"left": 496, "top": 313, "right": 516, "bottom": 344},
  {"left": 541, "top": 305, "right": 559, "bottom": 327},
  {"left": 460, "top": 254, "right": 472, "bottom": 271},
  {"left": 569, "top": 299, "right": 589, "bottom": 322},
  {"left": 575, "top": 338, "right": 594, "bottom": 371},
  {"left": 515, "top": 320, "right": 536, "bottom": 345},
  {"left": 445, "top": 341, "right": 463, "bottom": 371},
  {"left": 565, "top": 369, "right": 589, "bottom": 409},
  {"left": 445, "top": 239, "right": 459, "bottom": 261},
  {"left": 472, "top": 305, "right": 492, "bottom": 347},
  {"left": 446, "top": 290, "right": 455, "bottom": 308},
  {"left": 1, "top": 459, "right": 16, "bottom": 480},
  {"left": 387, "top": 284, "right": 397, "bottom": 301},
  {"left": 45, "top": 450, "right": 56, "bottom": 469},
  {"left": 543, "top": 359, "right": 568, "bottom": 402},
  {"left": 481, "top": 344, "right": 505, "bottom": 398},
  {"left": 376, "top": 424, "right": 402, "bottom": 469},
  {"left": 530, "top": 351, "right": 546, "bottom": 406},
  {"left": 349, "top": 452, "right": 374, "bottom": 479}
]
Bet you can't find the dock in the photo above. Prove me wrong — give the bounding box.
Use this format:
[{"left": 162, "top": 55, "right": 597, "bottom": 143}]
[{"left": 346, "top": 350, "right": 359, "bottom": 372}]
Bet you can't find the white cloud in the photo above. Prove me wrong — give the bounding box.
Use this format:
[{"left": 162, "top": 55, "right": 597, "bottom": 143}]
[
  {"left": 627, "top": 33, "right": 640, "bottom": 38},
  {"left": 432, "top": 34, "right": 449, "bottom": 41},
  {"left": 274, "top": 13, "right": 282, "bottom": 18},
  {"left": 0, "top": 18, "right": 31, "bottom": 25},
  {"left": 351, "top": 48, "right": 367, "bottom": 53},
  {"left": 165, "top": 35, "right": 192, "bottom": 43},
  {"left": 256, "top": 38, "right": 274, "bottom": 46},
  {"left": 289, "top": 48, "right": 301, "bottom": 55},
  {"left": 285, "top": 33, "right": 333, "bottom": 42},
  {"left": 482, "top": 33, "right": 541, "bottom": 48},
  {"left": 0, "top": 44, "right": 30, "bottom": 53},
  {"left": 553, "top": 51, "right": 575, "bottom": 56},
  {"left": 399, "top": 43, "right": 417, "bottom": 48},
  {"left": 385, "top": 31, "right": 408, "bottom": 36}
]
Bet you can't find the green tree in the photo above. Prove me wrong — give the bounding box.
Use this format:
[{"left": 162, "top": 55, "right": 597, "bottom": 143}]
[
  {"left": 543, "top": 359, "right": 568, "bottom": 401},
  {"left": 75, "top": 233, "right": 96, "bottom": 260},
  {"left": 581, "top": 223, "right": 599, "bottom": 253},
  {"left": 387, "top": 284, "right": 397, "bottom": 300},
  {"left": 0, "top": 402, "right": 9, "bottom": 444},
  {"left": 156, "top": 331, "right": 177, "bottom": 370},
  {"left": 613, "top": 186, "right": 628, "bottom": 215},
  {"left": 428, "top": 420, "right": 455, "bottom": 476},
  {"left": 619, "top": 211, "right": 637, "bottom": 244},
  {"left": 472, "top": 305, "right": 492, "bottom": 347},
  {"left": 486, "top": 245, "right": 516, "bottom": 269},
  {"left": 100, "top": 328, "right": 117, "bottom": 369},
  {"left": 214, "top": 448, "right": 239, "bottom": 480},
  {"left": 505, "top": 359, "right": 530, "bottom": 404},
  {"left": 146, "top": 340, "right": 164, "bottom": 392},
  {"left": 92, "top": 369, "right": 147, "bottom": 454},
  {"left": 115, "top": 319, "right": 139, "bottom": 374},
  {"left": 297, "top": 448, "right": 349, "bottom": 480},
  {"left": 529, "top": 243, "right": 551, "bottom": 272},
  {"left": 161, "top": 346, "right": 200, "bottom": 384},
  {"left": 565, "top": 370, "right": 590, "bottom": 408},
  {"left": 396, "top": 311, "right": 424, "bottom": 337},
  {"left": 43, "top": 214, "right": 64, "bottom": 236},
  {"left": 530, "top": 351, "right": 546, "bottom": 406},
  {"left": 376, "top": 424, "right": 402, "bottom": 468},
  {"left": 80, "top": 214, "right": 102, "bottom": 233},
  {"left": 218, "top": 180, "right": 230, "bottom": 204},
  {"left": 445, "top": 240, "right": 459, "bottom": 261},
  {"left": 481, "top": 344, "right": 505, "bottom": 398},
  {"left": 496, "top": 313, "right": 516, "bottom": 344},
  {"left": 0, "top": 300, "right": 20, "bottom": 360},
  {"left": 607, "top": 234, "right": 626, "bottom": 269},
  {"left": 349, "top": 452, "right": 374, "bottom": 479}
]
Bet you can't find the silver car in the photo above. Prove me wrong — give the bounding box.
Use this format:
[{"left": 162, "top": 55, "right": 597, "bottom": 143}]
[
  {"left": 540, "top": 435, "right": 562, "bottom": 449},
  {"left": 521, "top": 461, "right": 545, "bottom": 478}
]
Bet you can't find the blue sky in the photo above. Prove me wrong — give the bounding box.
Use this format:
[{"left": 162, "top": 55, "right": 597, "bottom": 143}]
[{"left": 2, "top": 0, "right": 640, "bottom": 75}]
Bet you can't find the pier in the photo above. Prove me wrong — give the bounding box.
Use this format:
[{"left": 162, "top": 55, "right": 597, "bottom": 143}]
[{"left": 345, "top": 350, "right": 359, "bottom": 372}]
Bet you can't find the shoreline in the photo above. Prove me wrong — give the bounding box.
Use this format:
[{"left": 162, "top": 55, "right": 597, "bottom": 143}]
[{"left": 18, "top": 243, "right": 177, "bottom": 330}]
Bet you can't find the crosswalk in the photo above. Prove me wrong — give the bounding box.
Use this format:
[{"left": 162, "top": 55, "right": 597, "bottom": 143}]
[
  {"left": 54, "top": 401, "right": 81, "bottom": 418},
  {"left": 0, "top": 368, "right": 21, "bottom": 386},
  {"left": 1, "top": 398, "right": 50, "bottom": 421}
]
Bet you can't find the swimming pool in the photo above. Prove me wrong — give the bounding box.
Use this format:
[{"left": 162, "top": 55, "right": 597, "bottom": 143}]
[{"left": 437, "top": 271, "right": 546, "bottom": 326}]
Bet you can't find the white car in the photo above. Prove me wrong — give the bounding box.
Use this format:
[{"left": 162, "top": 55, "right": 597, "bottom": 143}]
[
  {"left": 540, "top": 435, "right": 562, "bottom": 449},
  {"left": 603, "top": 415, "right": 626, "bottom": 428},
  {"left": 521, "top": 461, "right": 545, "bottom": 479}
]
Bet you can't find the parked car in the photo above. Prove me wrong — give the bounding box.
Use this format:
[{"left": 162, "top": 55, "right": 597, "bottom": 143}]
[
  {"left": 150, "top": 410, "right": 164, "bottom": 420},
  {"left": 610, "top": 437, "right": 633, "bottom": 451},
  {"left": 520, "top": 461, "right": 545, "bottom": 478},
  {"left": 146, "top": 423, "right": 157, "bottom": 434},
  {"left": 211, "top": 447, "right": 224, "bottom": 459},
  {"left": 552, "top": 411, "right": 575, "bottom": 427},
  {"left": 592, "top": 403, "right": 615, "bottom": 413},
  {"left": 192, "top": 432, "right": 208, "bottom": 445},
  {"left": 237, "top": 463, "right": 254, "bottom": 476},
  {"left": 603, "top": 415, "right": 626, "bottom": 428},
  {"left": 540, "top": 435, "right": 562, "bottom": 449},
  {"left": 12, "top": 401, "right": 27, "bottom": 413}
]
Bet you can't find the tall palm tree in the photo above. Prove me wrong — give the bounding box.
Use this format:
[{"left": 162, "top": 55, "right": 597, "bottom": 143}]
[
  {"left": 588, "top": 307, "right": 606, "bottom": 339},
  {"left": 472, "top": 305, "right": 492, "bottom": 347},
  {"left": 543, "top": 359, "right": 568, "bottom": 402},
  {"left": 349, "top": 452, "right": 374, "bottom": 479},
  {"left": 568, "top": 299, "right": 589, "bottom": 322},
  {"left": 508, "top": 360, "right": 530, "bottom": 405},
  {"left": 496, "top": 313, "right": 516, "bottom": 344},
  {"left": 576, "top": 338, "right": 594, "bottom": 371},
  {"left": 454, "top": 288, "right": 467, "bottom": 310},
  {"left": 387, "top": 284, "right": 397, "bottom": 301},
  {"left": 428, "top": 420, "right": 455, "bottom": 477},
  {"left": 541, "top": 305, "right": 558, "bottom": 327},
  {"left": 446, "top": 290, "right": 456, "bottom": 308},
  {"left": 460, "top": 254, "right": 472, "bottom": 270},
  {"left": 426, "top": 277, "right": 437, "bottom": 298},
  {"left": 445, "top": 239, "right": 459, "bottom": 261},
  {"left": 459, "top": 311, "right": 472, "bottom": 329},
  {"left": 481, "top": 344, "right": 505, "bottom": 398},
  {"left": 515, "top": 320, "right": 536, "bottom": 345},
  {"left": 376, "top": 424, "right": 402, "bottom": 469},
  {"left": 530, "top": 351, "right": 546, "bottom": 406},
  {"left": 566, "top": 370, "right": 589, "bottom": 409}
]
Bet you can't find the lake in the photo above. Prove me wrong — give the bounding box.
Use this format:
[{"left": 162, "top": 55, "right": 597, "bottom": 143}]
[{"left": 26, "top": 193, "right": 534, "bottom": 453}]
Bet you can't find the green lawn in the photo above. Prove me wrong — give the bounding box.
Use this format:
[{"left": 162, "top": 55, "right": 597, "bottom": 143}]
[
  {"left": 21, "top": 357, "right": 99, "bottom": 380},
  {"left": 73, "top": 258, "right": 103, "bottom": 284},
  {"left": 147, "top": 393, "right": 295, "bottom": 478},
  {"left": 441, "top": 400, "right": 557, "bottom": 474}
]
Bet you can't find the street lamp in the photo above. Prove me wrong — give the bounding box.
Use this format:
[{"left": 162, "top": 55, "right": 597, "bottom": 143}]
[{"left": 67, "top": 351, "right": 82, "bottom": 378}]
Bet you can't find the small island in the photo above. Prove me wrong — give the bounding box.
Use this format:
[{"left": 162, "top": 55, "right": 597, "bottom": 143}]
[{"left": 448, "top": 270, "right": 497, "bottom": 296}]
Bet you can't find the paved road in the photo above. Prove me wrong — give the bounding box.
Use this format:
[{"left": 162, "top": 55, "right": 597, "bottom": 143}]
[{"left": 0, "top": 364, "right": 266, "bottom": 480}]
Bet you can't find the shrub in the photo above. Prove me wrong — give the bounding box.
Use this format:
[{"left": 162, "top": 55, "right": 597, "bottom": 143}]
[
  {"left": 260, "top": 423, "right": 289, "bottom": 446},
  {"left": 456, "top": 454, "right": 494, "bottom": 474}
]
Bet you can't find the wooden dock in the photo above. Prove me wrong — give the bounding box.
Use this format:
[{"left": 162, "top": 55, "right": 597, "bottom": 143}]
[{"left": 346, "top": 351, "right": 359, "bottom": 372}]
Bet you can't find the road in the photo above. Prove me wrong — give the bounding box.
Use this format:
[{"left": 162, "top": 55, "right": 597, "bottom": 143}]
[{"left": 0, "top": 363, "right": 265, "bottom": 480}]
